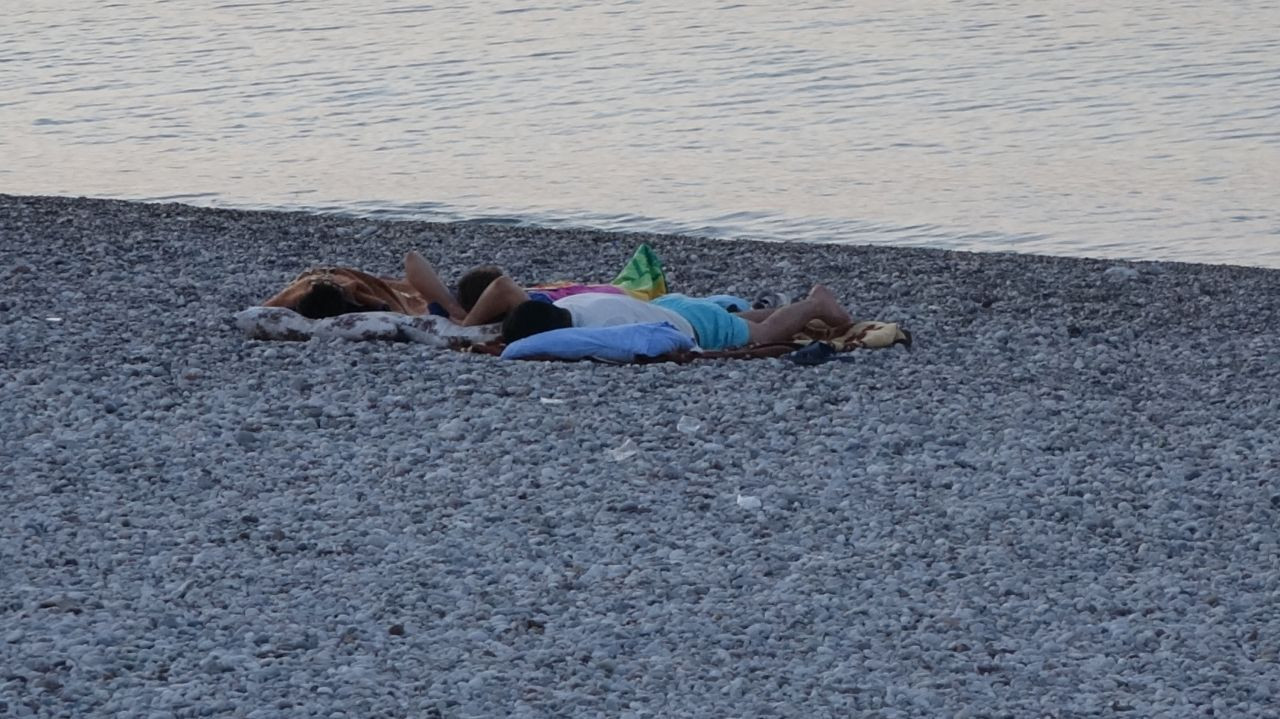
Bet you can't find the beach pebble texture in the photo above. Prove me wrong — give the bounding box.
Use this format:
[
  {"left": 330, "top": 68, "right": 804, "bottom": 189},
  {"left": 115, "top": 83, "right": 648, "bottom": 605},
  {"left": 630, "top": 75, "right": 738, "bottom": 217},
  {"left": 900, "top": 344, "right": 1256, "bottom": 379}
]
[{"left": 3, "top": 193, "right": 1279, "bottom": 717}]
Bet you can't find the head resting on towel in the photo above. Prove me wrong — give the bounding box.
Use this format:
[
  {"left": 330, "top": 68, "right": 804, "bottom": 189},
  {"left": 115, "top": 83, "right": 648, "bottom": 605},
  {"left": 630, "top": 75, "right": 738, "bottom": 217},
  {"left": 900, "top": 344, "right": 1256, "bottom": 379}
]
[
  {"left": 295, "top": 280, "right": 388, "bottom": 319},
  {"left": 502, "top": 300, "right": 571, "bottom": 344},
  {"left": 262, "top": 268, "right": 413, "bottom": 318}
]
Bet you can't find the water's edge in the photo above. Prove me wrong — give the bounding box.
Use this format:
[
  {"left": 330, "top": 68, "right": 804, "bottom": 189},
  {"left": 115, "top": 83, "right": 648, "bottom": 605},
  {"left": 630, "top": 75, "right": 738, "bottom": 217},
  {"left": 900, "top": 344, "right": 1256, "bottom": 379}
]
[{"left": 90, "top": 193, "right": 1275, "bottom": 272}]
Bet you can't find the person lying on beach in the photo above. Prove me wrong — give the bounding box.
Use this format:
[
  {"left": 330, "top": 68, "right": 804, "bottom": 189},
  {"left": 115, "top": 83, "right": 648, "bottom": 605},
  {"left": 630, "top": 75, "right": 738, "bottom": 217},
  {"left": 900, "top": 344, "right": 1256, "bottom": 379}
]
[
  {"left": 404, "top": 251, "right": 628, "bottom": 327},
  {"left": 261, "top": 266, "right": 428, "bottom": 319},
  {"left": 500, "top": 285, "right": 853, "bottom": 350},
  {"left": 261, "top": 251, "right": 628, "bottom": 321}
]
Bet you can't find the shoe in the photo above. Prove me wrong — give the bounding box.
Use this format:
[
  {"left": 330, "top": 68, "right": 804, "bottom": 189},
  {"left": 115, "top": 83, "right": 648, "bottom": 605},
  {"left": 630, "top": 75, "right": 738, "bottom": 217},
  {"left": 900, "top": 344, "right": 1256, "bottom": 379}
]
[
  {"left": 784, "top": 342, "right": 837, "bottom": 366},
  {"left": 752, "top": 291, "right": 792, "bottom": 310}
]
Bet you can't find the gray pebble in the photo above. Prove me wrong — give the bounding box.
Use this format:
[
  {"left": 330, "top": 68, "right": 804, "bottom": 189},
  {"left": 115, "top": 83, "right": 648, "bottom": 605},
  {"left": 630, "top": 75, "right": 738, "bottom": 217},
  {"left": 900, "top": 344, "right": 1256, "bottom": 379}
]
[{"left": 2, "top": 195, "right": 1277, "bottom": 718}]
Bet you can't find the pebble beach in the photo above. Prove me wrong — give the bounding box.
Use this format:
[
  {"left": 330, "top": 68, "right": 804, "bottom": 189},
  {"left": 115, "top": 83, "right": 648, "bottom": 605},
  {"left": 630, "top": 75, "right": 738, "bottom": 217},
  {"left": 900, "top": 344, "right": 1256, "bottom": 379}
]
[{"left": 3, "top": 193, "right": 1279, "bottom": 716}]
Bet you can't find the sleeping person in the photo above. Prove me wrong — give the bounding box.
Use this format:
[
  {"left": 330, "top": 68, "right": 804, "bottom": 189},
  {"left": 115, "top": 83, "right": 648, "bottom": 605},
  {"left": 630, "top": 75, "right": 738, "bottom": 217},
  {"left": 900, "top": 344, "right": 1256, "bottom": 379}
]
[
  {"left": 404, "top": 252, "right": 630, "bottom": 326},
  {"left": 263, "top": 250, "right": 638, "bottom": 321},
  {"left": 500, "top": 285, "right": 853, "bottom": 351}
]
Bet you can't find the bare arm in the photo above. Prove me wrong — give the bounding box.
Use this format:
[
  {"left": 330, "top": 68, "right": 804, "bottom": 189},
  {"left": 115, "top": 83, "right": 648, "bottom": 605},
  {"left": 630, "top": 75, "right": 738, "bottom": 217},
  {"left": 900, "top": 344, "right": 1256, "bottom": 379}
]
[
  {"left": 745, "top": 285, "right": 852, "bottom": 345},
  {"left": 462, "top": 275, "right": 531, "bottom": 326},
  {"left": 404, "top": 250, "right": 467, "bottom": 321}
]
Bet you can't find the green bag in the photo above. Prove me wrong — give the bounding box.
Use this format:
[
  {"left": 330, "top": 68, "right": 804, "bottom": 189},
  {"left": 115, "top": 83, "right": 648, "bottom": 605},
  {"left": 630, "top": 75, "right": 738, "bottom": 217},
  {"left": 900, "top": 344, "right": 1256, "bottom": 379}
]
[{"left": 611, "top": 244, "right": 667, "bottom": 300}]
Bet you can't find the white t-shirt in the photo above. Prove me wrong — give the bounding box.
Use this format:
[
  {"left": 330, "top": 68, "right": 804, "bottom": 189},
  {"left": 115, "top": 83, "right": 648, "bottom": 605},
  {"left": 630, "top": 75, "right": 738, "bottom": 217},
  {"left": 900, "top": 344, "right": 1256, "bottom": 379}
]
[{"left": 555, "top": 293, "right": 695, "bottom": 338}]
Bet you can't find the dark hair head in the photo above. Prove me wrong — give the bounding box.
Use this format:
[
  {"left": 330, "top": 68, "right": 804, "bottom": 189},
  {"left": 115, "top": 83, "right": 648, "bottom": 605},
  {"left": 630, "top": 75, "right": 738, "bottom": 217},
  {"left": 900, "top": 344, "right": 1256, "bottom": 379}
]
[
  {"left": 501, "top": 300, "right": 572, "bottom": 344},
  {"left": 296, "top": 281, "right": 360, "bottom": 319},
  {"left": 456, "top": 265, "right": 505, "bottom": 311}
]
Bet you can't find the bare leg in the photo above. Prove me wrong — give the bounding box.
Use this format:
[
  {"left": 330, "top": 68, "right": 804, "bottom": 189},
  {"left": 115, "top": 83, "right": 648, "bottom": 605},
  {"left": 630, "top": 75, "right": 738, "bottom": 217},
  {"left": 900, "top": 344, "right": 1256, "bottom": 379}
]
[
  {"left": 744, "top": 285, "right": 852, "bottom": 345},
  {"left": 461, "top": 275, "right": 531, "bottom": 326},
  {"left": 405, "top": 251, "right": 467, "bottom": 321},
  {"left": 733, "top": 307, "right": 777, "bottom": 322},
  {"left": 805, "top": 284, "right": 854, "bottom": 326}
]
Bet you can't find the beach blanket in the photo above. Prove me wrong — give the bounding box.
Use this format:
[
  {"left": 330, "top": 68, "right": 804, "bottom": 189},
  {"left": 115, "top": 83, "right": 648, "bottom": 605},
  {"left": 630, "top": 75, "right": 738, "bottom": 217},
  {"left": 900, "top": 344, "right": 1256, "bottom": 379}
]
[
  {"left": 793, "top": 318, "right": 911, "bottom": 352},
  {"left": 235, "top": 306, "right": 499, "bottom": 346}
]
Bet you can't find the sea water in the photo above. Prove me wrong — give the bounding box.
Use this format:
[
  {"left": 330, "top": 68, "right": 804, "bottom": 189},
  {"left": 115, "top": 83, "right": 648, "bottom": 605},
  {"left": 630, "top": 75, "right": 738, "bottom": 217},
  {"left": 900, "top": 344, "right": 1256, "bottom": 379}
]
[{"left": 3, "top": 0, "right": 1278, "bottom": 266}]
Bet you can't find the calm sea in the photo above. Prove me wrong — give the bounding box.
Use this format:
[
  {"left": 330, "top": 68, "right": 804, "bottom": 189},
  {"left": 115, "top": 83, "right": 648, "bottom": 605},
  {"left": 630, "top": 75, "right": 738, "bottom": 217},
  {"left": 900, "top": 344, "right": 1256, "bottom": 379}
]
[{"left": 4, "top": 1, "right": 1278, "bottom": 267}]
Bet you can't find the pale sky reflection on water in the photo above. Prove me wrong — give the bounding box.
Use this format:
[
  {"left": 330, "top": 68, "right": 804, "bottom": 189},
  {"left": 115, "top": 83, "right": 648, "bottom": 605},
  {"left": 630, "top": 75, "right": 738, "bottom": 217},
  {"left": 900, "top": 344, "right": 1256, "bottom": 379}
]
[{"left": 3, "top": 0, "right": 1278, "bottom": 266}]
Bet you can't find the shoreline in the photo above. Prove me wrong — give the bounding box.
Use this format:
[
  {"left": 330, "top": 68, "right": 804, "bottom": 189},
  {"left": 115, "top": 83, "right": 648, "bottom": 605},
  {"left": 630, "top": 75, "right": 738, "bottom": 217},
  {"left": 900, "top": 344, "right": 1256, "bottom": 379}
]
[
  {"left": 14, "top": 192, "right": 1280, "bottom": 274},
  {"left": 3, "top": 193, "right": 1279, "bottom": 715}
]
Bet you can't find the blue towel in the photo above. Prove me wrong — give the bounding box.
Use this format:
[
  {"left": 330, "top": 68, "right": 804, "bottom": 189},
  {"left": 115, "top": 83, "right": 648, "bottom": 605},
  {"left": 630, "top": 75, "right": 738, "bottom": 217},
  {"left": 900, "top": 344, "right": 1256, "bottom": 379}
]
[{"left": 501, "top": 322, "right": 695, "bottom": 362}]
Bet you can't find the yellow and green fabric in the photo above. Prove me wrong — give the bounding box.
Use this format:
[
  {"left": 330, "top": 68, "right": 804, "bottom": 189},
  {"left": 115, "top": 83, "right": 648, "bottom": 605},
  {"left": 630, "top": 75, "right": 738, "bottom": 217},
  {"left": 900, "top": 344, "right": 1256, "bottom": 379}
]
[{"left": 611, "top": 243, "right": 667, "bottom": 300}]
